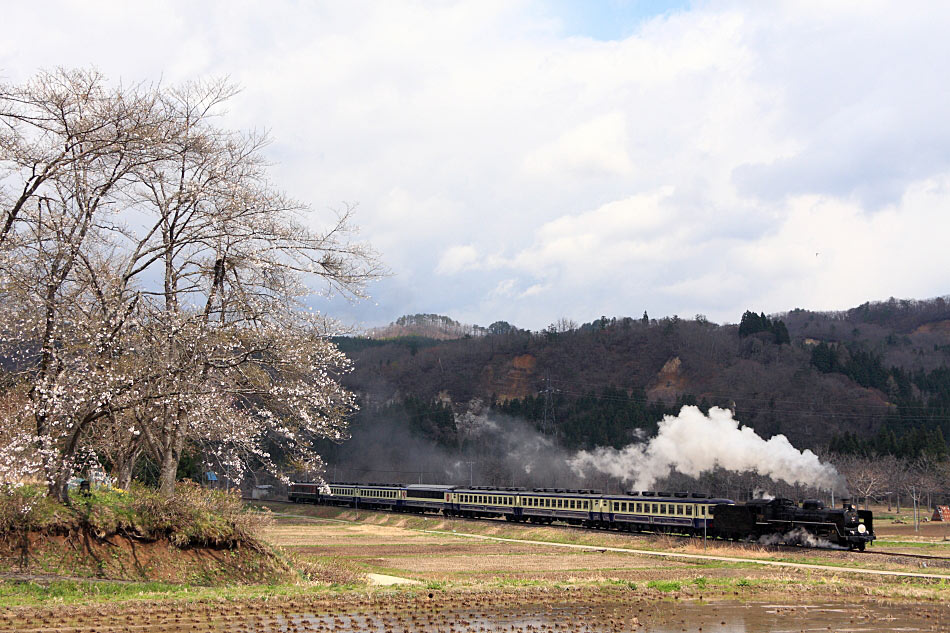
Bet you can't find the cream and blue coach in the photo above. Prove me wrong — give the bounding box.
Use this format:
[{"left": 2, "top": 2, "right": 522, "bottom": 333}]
[
  {"left": 288, "top": 481, "right": 735, "bottom": 537},
  {"left": 600, "top": 492, "right": 732, "bottom": 534}
]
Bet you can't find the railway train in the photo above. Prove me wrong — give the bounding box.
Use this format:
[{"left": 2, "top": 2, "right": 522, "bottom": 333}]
[{"left": 288, "top": 481, "right": 875, "bottom": 551}]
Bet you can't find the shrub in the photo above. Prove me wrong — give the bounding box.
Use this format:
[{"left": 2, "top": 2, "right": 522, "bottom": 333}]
[
  {"left": 0, "top": 485, "right": 74, "bottom": 534},
  {"left": 2, "top": 481, "right": 269, "bottom": 549}
]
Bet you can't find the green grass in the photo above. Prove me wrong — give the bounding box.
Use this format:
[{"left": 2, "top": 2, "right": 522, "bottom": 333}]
[
  {"left": 646, "top": 580, "right": 681, "bottom": 592},
  {"left": 875, "top": 539, "right": 950, "bottom": 548},
  {"left": 0, "top": 574, "right": 386, "bottom": 608}
]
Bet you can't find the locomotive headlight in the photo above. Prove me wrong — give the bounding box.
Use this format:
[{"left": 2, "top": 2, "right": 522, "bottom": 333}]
[{"left": 858, "top": 524, "right": 866, "bottom": 534}]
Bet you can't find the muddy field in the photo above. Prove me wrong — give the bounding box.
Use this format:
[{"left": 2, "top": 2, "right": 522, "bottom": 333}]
[
  {"left": 2, "top": 588, "right": 949, "bottom": 632},
  {"left": 2, "top": 504, "right": 949, "bottom": 632},
  {"left": 260, "top": 506, "right": 950, "bottom": 585}
]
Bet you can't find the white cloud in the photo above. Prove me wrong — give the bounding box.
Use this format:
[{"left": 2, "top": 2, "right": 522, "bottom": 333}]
[
  {"left": 523, "top": 111, "right": 634, "bottom": 177},
  {"left": 436, "top": 245, "right": 481, "bottom": 275},
  {"left": 5, "top": 1, "right": 950, "bottom": 328}
]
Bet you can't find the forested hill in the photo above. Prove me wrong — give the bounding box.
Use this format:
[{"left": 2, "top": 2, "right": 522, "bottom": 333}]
[{"left": 335, "top": 297, "right": 950, "bottom": 460}]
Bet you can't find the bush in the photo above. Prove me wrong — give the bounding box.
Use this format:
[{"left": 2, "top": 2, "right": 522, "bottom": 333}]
[
  {"left": 0, "top": 485, "right": 74, "bottom": 534},
  {"left": 1, "top": 481, "right": 269, "bottom": 549}
]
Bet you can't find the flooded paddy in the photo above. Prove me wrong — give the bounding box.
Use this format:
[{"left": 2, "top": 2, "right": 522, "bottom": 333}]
[{"left": 2, "top": 593, "right": 949, "bottom": 633}]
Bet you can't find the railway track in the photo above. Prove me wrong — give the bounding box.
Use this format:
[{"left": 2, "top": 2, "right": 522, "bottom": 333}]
[{"left": 249, "top": 498, "right": 950, "bottom": 563}]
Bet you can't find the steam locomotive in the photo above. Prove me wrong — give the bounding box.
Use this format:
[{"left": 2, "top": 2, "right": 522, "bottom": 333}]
[{"left": 288, "top": 481, "right": 875, "bottom": 550}]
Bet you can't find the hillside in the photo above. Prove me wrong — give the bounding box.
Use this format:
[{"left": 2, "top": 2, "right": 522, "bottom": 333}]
[{"left": 323, "top": 297, "right": 950, "bottom": 486}]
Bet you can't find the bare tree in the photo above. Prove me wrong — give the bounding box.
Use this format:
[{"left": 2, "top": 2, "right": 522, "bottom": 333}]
[
  {"left": 0, "top": 69, "right": 384, "bottom": 500},
  {"left": 838, "top": 454, "right": 886, "bottom": 510}
]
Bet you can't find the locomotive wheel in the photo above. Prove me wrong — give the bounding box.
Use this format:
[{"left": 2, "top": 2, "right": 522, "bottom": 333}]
[{"left": 857, "top": 542, "right": 866, "bottom": 552}]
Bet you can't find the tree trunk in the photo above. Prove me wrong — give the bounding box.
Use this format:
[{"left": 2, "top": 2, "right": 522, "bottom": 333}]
[
  {"left": 157, "top": 423, "right": 187, "bottom": 497},
  {"left": 49, "top": 464, "right": 72, "bottom": 504},
  {"left": 157, "top": 447, "right": 179, "bottom": 497},
  {"left": 115, "top": 448, "right": 141, "bottom": 491}
]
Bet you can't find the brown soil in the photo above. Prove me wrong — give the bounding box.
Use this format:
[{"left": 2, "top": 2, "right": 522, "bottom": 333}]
[
  {"left": 0, "top": 530, "right": 288, "bottom": 584},
  {"left": 646, "top": 356, "right": 689, "bottom": 402},
  {"left": 3, "top": 586, "right": 949, "bottom": 633},
  {"left": 879, "top": 521, "right": 950, "bottom": 539},
  {"left": 488, "top": 354, "right": 538, "bottom": 401}
]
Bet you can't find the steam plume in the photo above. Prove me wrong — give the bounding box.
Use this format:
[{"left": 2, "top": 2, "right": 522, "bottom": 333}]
[{"left": 569, "top": 406, "right": 846, "bottom": 493}]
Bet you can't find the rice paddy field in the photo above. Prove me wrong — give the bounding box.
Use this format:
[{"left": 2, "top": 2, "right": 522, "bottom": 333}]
[{"left": 1, "top": 502, "right": 949, "bottom": 632}]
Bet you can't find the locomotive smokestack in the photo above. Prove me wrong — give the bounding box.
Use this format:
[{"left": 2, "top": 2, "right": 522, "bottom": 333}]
[{"left": 569, "top": 405, "right": 848, "bottom": 494}]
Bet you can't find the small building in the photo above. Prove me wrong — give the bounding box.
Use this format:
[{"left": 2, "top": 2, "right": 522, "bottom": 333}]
[{"left": 251, "top": 484, "right": 274, "bottom": 500}]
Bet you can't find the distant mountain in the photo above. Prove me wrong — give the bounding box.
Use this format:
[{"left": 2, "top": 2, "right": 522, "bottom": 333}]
[
  {"left": 365, "top": 313, "right": 482, "bottom": 340},
  {"left": 335, "top": 296, "right": 950, "bottom": 465}
]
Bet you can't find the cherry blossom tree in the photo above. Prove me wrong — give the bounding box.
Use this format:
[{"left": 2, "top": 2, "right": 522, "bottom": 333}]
[{"left": 0, "top": 68, "right": 383, "bottom": 500}]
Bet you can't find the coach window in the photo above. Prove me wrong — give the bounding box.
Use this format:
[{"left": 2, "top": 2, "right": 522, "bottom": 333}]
[
  {"left": 652, "top": 503, "right": 658, "bottom": 513},
  {"left": 686, "top": 505, "right": 692, "bottom": 516},
  {"left": 660, "top": 504, "right": 666, "bottom": 514}
]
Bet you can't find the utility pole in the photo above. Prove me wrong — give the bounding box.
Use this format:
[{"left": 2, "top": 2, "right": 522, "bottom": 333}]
[
  {"left": 464, "top": 461, "right": 475, "bottom": 486},
  {"left": 541, "top": 374, "right": 557, "bottom": 437}
]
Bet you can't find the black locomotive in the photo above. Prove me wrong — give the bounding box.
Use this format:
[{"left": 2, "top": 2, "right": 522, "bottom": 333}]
[
  {"left": 288, "top": 481, "right": 875, "bottom": 550},
  {"left": 713, "top": 497, "right": 873, "bottom": 550}
]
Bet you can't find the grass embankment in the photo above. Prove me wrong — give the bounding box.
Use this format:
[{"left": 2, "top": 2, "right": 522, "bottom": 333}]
[{"left": 0, "top": 483, "right": 356, "bottom": 587}]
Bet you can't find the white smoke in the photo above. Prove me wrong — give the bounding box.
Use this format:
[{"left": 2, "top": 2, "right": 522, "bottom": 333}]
[
  {"left": 569, "top": 406, "right": 846, "bottom": 493},
  {"left": 757, "top": 527, "right": 845, "bottom": 550}
]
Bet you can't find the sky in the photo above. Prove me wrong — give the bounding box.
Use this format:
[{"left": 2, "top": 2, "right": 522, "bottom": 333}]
[{"left": 2, "top": 0, "right": 949, "bottom": 331}]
